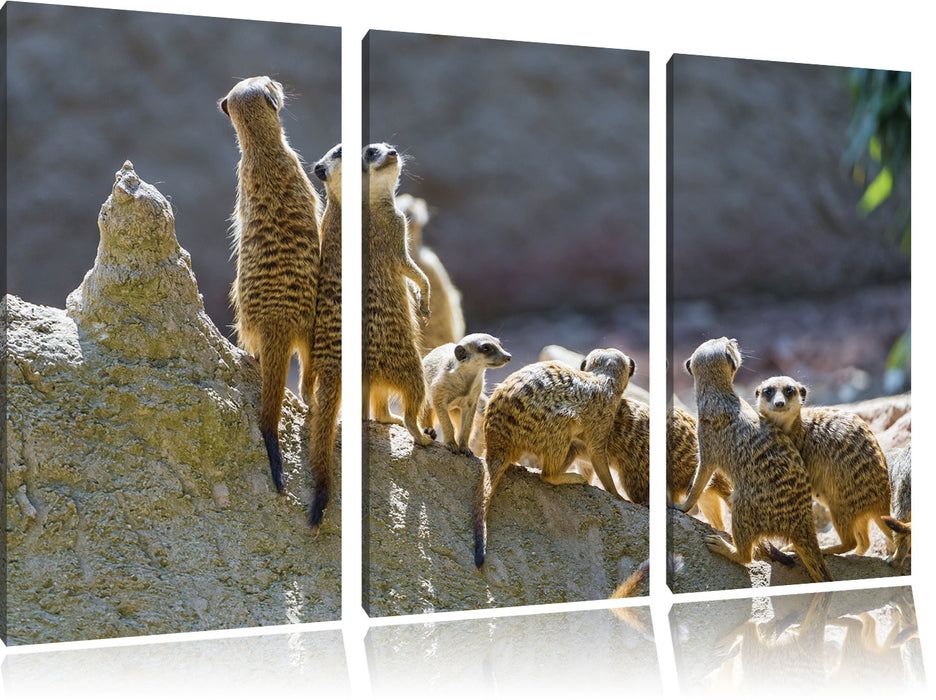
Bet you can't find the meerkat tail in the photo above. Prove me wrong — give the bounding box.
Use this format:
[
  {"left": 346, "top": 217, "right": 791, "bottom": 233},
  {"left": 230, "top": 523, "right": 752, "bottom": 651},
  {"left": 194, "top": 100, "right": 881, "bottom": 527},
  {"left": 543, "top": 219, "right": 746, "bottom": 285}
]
[
  {"left": 473, "top": 455, "right": 508, "bottom": 568},
  {"left": 879, "top": 515, "right": 911, "bottom": 535},
  {"left": 259, "top": 335, "right": 293, "bottom": 493},
  {"left": 308, "top": 373, "right": 340, "bottom": 527},
  {"left": 795, "top": 539, "right": 834, "bottom": 583},
  {"left": 610, "top": 560, "right": 650, "bottom": 599}
]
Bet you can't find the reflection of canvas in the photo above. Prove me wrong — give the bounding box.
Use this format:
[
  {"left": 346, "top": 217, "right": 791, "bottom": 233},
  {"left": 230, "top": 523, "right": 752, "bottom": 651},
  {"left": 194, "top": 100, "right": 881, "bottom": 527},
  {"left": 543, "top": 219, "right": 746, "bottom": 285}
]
[
  {"left": 362, "top": 32, "right": 650, "bottom": 615},
  {"left": 666, "top": 55, "right": 911, "bottom": 593},
  {"left": 4, "top": 3, "right": 341, "bottom": 645}
]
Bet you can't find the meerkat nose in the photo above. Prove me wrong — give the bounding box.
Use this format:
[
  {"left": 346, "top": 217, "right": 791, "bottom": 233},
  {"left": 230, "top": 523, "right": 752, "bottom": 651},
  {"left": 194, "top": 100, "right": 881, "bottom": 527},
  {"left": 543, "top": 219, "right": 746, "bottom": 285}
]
[
  {"left": 504, "top": 354, "right": 512, "bottom": 362},
  {"left": 773, "top": 399, "right": 785, "bottom": 408}
]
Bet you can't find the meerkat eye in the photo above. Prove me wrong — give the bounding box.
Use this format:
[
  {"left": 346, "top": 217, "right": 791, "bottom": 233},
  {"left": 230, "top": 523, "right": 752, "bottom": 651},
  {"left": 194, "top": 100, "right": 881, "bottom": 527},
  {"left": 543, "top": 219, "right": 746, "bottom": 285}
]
[
  {"left": 478, "top": 344, "right": 492, "bottom": 354},
  {"left": 762, "top": 387, "right": 775, "bottom": 399},
  {"left": 783, "top": 386, "right": 796, "bottom": 397},
  {"left": 334, "top": 146, "right": 342, "bottom": 159}
]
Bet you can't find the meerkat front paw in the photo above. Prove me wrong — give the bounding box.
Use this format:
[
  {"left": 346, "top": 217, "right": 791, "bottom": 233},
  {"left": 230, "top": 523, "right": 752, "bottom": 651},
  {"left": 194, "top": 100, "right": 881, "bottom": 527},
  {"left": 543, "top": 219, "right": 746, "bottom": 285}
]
[{"left": 704, "top": 534, "right": 735, "bottom": 557}]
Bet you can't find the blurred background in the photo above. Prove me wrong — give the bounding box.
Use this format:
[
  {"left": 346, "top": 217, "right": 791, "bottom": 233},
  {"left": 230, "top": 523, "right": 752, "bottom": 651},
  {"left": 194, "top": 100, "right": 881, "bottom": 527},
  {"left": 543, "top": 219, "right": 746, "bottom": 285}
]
[
  {"left": 669, "top": 55, "right": 911, "bottom": 407},
  {"left": 5, "top": 2, "right": 340, "bottom": 363},
  {"left": 365, "top": 31, "right": 650, "bottom": 389}
]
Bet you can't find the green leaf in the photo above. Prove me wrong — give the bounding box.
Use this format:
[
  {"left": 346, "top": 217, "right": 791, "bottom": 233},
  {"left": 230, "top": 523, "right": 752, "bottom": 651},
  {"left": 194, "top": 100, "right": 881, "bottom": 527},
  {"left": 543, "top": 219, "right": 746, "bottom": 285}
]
[{"left": 858, "top": 165, "right": 893, "bottom": 215}]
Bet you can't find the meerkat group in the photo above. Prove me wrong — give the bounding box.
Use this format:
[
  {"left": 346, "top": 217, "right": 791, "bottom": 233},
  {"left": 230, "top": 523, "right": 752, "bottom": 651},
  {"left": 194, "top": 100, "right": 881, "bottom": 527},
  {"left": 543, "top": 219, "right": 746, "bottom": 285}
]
[
  {"left": 221, "top": 76, "right": 342, "bottom": 526},
  {"left": 669, "top": 336, "right": 910, "bottom": 582}
]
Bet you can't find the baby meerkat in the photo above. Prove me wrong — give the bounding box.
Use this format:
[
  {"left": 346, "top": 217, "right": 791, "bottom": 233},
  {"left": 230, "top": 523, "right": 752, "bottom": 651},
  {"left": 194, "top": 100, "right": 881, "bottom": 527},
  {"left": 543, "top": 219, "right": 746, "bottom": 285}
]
[
  {"left": 363, "top": 143, "right": 432, "bottom": 447},
  {"left": 755, "top": 376, "right": 910, "bottom": 556},
  {"left": 671, "top": 338, "right": 832, "bottom": 583},
  {"left": 220, "top": 76, "right": 321, "bottom": 494},
  {"left": 667, "top": 405, "right": 732, "bottom": 532},
  {"left": 886, "top": 445, "right": 911, "bottom": 567},
  {"left": 306, "top": 143, "right": 342, "bottom": 527},
  {"left": 473, "top": 348, "right": 632, "bottom": 567},
  {"left": 420, "top": 333, "right": 512, "bottom": 456}
]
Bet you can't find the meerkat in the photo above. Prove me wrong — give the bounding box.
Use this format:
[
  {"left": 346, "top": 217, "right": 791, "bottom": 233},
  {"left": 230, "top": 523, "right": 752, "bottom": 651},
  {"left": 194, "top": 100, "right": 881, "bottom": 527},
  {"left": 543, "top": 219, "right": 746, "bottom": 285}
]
[
  {"left": 220, "top": 76, "right": 321, "bottom": 494},
  {"left": 419, "top": 333, "right": 511, "bottom": 456},
  {"left": 363, "top": 143, "right": 432, "bottom": 446},
  {"left": 754, "top": 376, "right": 910, "bottom": 556},
  {"left": 887, "top": 445, "right": 911, "bottom": 567},
  {"left": 473, "top": 348, "right": 632, "bottom": 567},
  {"left": 569, "top": 361, "right": 650, "bottom": 503},
  {"left": 667, "top": 405, "right": 732, "bottom": 531},
  {"left": 305, "top": 143, "right": 342, "bottom": 526},
  {"left": 610, "top": 559, "right": 650, "bottom": 599},
  {"left": 396, "top": 193, "right": 466, "bottom": 354},
  {"left": 670, "top": 338, "right": 833, "bottom": 583}
]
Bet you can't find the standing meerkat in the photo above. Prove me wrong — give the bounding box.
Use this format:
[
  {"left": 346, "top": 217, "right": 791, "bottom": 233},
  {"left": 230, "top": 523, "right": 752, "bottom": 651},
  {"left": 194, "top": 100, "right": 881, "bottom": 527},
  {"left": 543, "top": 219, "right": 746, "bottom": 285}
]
[
  {"left": 670, "top": 338, "right": 833, "bottom": 583},
  {"left": 473, "top": 348, "right": 632, "bottom": 567},
  {"left": 755, "top": 376, "right": 910, "bottom": 556},
  {"left": 667, "top": 405, "right": 732, "bottom": 531},
  {"left": 419, "top": 333, "right": 511, "bottom": 456},
  {"left": 363, "top": 143, "right": 432, "bottom": 446},
  {"left": 886, "top": 445, "right": 911, "bottom": 567},
  {"left": 220, "top": 76, "right": 321, "bottom": 494},
  {"left": 396, "top": 193, "right": 466, "bottom": 354},
  {"left": 306, "top": 143, "right": 342, "bottom": 526}
]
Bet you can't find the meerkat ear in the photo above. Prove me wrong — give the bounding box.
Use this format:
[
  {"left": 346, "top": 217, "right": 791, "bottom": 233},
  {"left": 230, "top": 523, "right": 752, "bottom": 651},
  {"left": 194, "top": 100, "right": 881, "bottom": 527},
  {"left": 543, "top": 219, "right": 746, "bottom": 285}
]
[
  {"left": 264, "top": 90, "right": 279, "bottom": 111},
  {"left": 754, "top": 387, "right": 761, "bottom": 398},
  {"left": 628, "top": 357, "right": 636, "bottom": 378},
  {"left": 580, "top": 359, "right": 588, "bottom": 371},
  {"left": 454, "top": 345, "right": 468, "bottom": 362},
  {"left": 799, "top": 385, "right": 807, "bottom": 401},
  {"left": 684, "top": 358, "right": 692, "bottom": 376},
  {"left": 219, "top": 98, "right": 229, "bottom": 116}
]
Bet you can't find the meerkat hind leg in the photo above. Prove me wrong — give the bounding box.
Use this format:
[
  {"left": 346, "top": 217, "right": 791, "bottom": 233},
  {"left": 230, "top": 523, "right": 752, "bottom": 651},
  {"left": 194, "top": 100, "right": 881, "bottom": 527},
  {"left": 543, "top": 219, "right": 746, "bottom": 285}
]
[
  {"left": 705, "top": 533, "right": 755, "bottom": 566},
  {"left": 370, "top": 385, "right": 404, "bottom": 426}
]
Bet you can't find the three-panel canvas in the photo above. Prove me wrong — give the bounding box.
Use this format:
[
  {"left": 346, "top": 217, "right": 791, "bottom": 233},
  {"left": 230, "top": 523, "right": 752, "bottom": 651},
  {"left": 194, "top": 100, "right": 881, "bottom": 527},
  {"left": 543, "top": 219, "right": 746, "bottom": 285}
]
[{"left": 2, "top": 1, "right": 922, "bottom": 695}]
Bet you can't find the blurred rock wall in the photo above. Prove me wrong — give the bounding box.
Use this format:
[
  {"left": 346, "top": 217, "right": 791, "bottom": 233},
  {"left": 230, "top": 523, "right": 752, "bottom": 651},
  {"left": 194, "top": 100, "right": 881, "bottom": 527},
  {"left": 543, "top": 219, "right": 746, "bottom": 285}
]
[{"left": 5, "top": 3, "right": 340, "bottom": 338}]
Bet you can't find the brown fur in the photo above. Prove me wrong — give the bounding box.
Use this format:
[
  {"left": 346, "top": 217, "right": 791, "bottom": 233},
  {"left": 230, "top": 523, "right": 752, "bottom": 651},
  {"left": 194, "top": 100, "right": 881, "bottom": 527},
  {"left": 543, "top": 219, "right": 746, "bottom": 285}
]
[
  {"left": 306, "top": 144, "right": 342, "bottom": 526},
  {"left": 419, "top": 333, "right": 511, "bottom": 456},
  {"left": 887, "top": 445, "right": 911, "bottom": 567},
  {"left": 220, "top": 76, "right": 321, "bottom": 493},
  {"left": 755, "top": 376, "right": 909, "bottom": 557},
  {"left": 667, "top": 405, "right": 732, "bottom": 531},
  {"left": 473, "top": 348, "right": 633, "bottom": 567},
  {"left": 672, "top": 338, "right": 832, "bottom": 583},
  {"left": 397, "top": 193, "right": 466, "bottom": 354},
  {"left": 363, "top": 143, "right": 432, "bottom": 446}
]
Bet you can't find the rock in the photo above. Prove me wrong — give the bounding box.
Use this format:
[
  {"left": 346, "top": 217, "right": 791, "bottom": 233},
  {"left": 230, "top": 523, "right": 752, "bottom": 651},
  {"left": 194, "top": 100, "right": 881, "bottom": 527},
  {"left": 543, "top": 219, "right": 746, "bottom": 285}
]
[
  {"left": 364, "top": 422, "right": 649, "bottom": 615},
  {"left": 667, "top": 508, "right": 907, "bottom": 594},
  {"left": 4, "top": 163, "right": 340, "bottom": 645}
]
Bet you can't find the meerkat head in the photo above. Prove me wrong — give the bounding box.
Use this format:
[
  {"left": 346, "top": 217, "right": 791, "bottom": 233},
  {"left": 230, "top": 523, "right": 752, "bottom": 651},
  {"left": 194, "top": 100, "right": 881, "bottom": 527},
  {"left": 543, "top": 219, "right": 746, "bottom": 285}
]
[
  {"left": 218, "top": 76, "right": 285, "bottom": 140},
  {"left": 580, "top": 348, "right": 635, "bottom": 394},
  {"left": 313, "top": 143, "right": 342, "bottom": 202},
  {"left": 685, "top": 337, "right": 742, "bottom": 384},
  {"left": 454, "top": 333, "right": 512, "bottom": 369},
  {"left": 363, "top": 143, "right": 404, "bottom": 200},
  {"left": 755, "top": 376, "right": 806, "bottom": 432}
]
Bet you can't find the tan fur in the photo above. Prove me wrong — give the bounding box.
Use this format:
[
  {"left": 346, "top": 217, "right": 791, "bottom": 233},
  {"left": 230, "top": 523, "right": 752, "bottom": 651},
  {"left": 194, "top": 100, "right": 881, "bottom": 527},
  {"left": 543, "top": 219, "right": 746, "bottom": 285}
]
[
  {"left": 610, "top": 559, "right": 649, "bottom": 599},
  {"left": 667, "top": 405, "right": 732, "bottom": 531},
  {"left": 306, "top": 144, "right": 342, "bottom": 526},
  {"left": 755, "top": 376, "right": 909, "bottom": 557},
  {"left": 473, "top": 348, "right": 633, "bottom": 567},
  {"left": 363, "top": 144, "right": 432, "bottom": 446},
  {"left": 571, "top": 394, "right": 650, "bottom": 504},
  {"left": 220, "top": 76, "right": 321, "bottom": 493},
  {"left": 671, "top": 338, "right": 832, "bottom": 583},
  {"left": 886, "top": 445, "right": 911, "bottom": 567},
  {"left": 419, "top": 333, "right": 511, "bottom": 456},
  {"left": 396, "top": 193, "right": 466, "bottom": 354}
]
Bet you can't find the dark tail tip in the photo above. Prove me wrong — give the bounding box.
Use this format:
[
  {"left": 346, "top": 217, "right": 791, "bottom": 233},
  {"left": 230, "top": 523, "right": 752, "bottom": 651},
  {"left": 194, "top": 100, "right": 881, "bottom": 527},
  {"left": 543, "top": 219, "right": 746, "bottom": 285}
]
[
  {"left": 882, "top": 515, "right": 912, "bottom": 534},
  {"left": 263, "top": 431, "right": 286, "bottom": 493},
  {"left": 473, "top": 524, "right": 486, "bottom": 568},
  {"left": 308, "top": 490, "right": 329, "bottom": 528}
]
